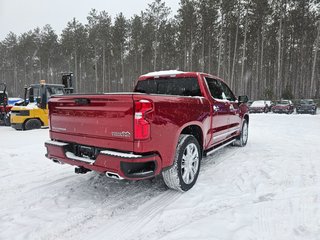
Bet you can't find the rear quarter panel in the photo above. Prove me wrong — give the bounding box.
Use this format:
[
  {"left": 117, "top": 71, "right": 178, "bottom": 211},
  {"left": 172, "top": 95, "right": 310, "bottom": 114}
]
[{"left": 133, "top": 94, "right": 211, "bottom": 169}]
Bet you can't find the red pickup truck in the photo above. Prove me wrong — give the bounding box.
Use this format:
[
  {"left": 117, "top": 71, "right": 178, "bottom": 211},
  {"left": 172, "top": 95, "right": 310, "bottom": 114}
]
[{"left": 45, "top": 71, "right": 249, "bottom": 191}]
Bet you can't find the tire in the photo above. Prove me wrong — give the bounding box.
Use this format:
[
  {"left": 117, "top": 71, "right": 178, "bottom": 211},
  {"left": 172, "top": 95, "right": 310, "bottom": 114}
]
[
  {"left": 234, "top": 119, "right": 249, "bottom": 147},
  {"left": 24, "top": 118, "right": 42, "bottom": 130},
  {"left": 162, "top": 134, "right": 201, "bottom": 192}
]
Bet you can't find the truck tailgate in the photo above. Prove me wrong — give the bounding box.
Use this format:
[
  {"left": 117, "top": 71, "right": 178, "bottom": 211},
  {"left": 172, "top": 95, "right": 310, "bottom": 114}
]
[{"left": 49, "top": 94, "right": 134, "bottom": 149}]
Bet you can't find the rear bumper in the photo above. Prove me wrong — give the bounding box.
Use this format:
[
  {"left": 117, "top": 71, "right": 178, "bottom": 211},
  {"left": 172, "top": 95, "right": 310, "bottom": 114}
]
[
  {"left": 45, "top": 140, "right": 162, "bottom": 180},
  {"left": 272, "top": 108, "right": 291, "bottom": 113},
  {"left": 10, "top": 114, "right": 27, "bottom": 124},
  {"left": 296, "top": 108, "right": 316, "bottom": 113},
  {"left": 249, "top": 108, "right": 265, "bottom": 113}
]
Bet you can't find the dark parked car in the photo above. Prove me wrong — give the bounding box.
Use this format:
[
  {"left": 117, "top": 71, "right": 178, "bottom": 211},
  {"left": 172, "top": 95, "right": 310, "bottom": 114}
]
[
  {"left": 249, "top": 100, "right": 268, "bottom": 113},
  {"left": 296, "top": 99, "right": 317, "bottom": 115},
  {"left": 272, "top": 100, "right": 294, "bottom": 114}
]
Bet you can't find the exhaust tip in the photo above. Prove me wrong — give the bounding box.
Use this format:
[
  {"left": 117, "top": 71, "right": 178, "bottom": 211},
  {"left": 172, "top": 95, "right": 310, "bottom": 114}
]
[
  {"left": 52, "top": 158, "right": 64, "bottom": 164},
  {"left": 106, "top": 171, "right": 124, "bottom": 180}
]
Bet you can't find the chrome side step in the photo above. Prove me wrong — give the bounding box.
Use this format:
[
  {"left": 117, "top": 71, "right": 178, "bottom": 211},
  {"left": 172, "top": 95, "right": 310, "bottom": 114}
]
[{"left": 205, "top": 139, "right": 236, "bottom": 157}]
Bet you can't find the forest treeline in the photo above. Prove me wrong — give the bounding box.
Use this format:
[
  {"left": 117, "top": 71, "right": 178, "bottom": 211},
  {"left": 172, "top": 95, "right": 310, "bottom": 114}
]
[{"left": 0, "top": 0, "right": 320, "bottom": 99}]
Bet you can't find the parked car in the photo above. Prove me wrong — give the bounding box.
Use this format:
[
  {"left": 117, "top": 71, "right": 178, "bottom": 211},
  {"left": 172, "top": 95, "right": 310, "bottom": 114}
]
[
  {"left": 296, "top": 99, "right": 317, "bottom": 115},
  {"left": 45, "top": 70, "right": 249, "bottom": 192},
  {"left": 249, "top": 100, "right": 268, "bottom": 113},
  {"left": 271, "top": 100, "right": 294, "bottom": 114},
  {"left": 246, "top": 100, "right": 254, "bottom": 107}
]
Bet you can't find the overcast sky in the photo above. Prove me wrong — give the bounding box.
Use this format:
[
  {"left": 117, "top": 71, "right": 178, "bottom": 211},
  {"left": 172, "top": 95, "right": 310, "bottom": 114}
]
[{"left": 0, "top": 0, "right": 180, "bottom": 41}]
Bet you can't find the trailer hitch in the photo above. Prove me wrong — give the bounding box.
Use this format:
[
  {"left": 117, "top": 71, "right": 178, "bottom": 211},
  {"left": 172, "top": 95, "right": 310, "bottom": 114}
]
[{"left": 75, "top": 167, "right": 91, "bottom": 174}]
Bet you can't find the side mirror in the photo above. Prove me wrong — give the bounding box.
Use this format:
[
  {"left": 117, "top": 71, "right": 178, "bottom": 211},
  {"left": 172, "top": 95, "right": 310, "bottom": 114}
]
[{"left": 238, "top": 95, "right": 249, "bottom": 104}]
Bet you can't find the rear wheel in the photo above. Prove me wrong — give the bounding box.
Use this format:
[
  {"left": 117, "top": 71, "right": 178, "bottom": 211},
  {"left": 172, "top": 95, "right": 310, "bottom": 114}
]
[
  {"left": 234, "top": 119, "right": 248, "bottom": 147},
  {"left": 162, "top": 134, "right": 201, "bottom": 192},
  {"left": 24, "top": 119, "right": 41, "bottom": 130}
]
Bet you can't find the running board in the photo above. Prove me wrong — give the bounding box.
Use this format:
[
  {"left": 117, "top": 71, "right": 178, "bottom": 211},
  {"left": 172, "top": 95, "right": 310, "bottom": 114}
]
[{"left": 204, "top": 139, "right": 236, "bottom": 157}]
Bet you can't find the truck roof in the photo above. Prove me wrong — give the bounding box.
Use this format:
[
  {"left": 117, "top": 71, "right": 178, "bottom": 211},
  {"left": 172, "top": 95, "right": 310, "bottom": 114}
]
[
  {"left": 138, "top": 70, "right": 224, "bottom": 82},
  {"left": 141, "top": 70, "right": 186, "bottom": 77}
]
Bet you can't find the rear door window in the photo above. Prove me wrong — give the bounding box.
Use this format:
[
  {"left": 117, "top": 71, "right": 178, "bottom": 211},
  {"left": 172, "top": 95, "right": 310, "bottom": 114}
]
[{"left": 134, "top": 77, "right": 201, "bottom": 97}]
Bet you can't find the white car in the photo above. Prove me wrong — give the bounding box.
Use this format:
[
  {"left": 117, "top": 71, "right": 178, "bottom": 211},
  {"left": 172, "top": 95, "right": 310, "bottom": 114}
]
[{"left": 249, "top": 100, "right": 268, "bottom": 113}]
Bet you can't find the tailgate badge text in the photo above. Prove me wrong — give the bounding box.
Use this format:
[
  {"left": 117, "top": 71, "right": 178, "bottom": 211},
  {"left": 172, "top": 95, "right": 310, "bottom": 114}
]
[{"left": 112, "top": 131, "right": 131, "bottom": 138}]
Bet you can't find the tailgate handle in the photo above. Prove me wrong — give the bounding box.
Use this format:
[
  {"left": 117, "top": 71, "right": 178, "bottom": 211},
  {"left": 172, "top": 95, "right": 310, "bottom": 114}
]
[{"left": 75, "top": 98, "right": 90, "bottom": 105}]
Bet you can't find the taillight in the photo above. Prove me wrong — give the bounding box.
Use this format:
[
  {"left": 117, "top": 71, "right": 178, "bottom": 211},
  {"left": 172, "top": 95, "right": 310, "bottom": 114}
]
[{"left": 134, "top": 100, "right": 153, "bottom": 140}]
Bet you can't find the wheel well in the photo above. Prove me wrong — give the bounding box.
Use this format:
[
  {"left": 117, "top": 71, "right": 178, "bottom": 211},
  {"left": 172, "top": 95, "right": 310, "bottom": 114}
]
[{"left": 181, "top": 125, "right": 203, "bottom": 151}]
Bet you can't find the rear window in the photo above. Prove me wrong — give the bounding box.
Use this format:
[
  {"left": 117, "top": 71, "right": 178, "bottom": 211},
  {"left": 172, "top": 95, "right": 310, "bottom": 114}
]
[
  {"left": 134, "top": 78, "right": 201, "bottom": 97},
  {"left": 251, "top": 101, "right": 266, "bottom": 107},
  {"left": 300, "top": 99, "right": 314, "bottom": 104},
  {"left": 276, "top": 100, "right": 289, "bottom": 105}
]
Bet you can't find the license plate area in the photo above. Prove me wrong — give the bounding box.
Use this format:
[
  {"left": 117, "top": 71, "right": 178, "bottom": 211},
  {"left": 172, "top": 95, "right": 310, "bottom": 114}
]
[{"left": 72, "top": 144, "right": 100, "bottom": 160}]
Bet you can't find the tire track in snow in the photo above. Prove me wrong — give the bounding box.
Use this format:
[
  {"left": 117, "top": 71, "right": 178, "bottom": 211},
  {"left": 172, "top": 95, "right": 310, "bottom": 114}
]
[
  {"left": 51, "top": 145, "right": 245, "bottom": 240},
  {"left": 27, "top": 175, "right": 170, "bottom": 240},
  {"left": 102, "top": 190, "right": 182, "bottom": 240}
]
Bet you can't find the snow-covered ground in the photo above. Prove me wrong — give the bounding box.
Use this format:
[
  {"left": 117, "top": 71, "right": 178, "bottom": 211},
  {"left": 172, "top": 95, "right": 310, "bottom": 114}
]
[{"left": 1, "top": 114, "right": 320, "bottom": 240}]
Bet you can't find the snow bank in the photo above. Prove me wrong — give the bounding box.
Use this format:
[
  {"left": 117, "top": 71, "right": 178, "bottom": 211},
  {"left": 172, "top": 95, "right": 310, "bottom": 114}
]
[{"left": 0, "top": 113, "right": 320, "bottom": 240}]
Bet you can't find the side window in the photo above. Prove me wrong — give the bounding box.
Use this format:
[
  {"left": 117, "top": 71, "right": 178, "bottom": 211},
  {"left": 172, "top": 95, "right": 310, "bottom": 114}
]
[
  {"left": 206, "top": 78, "right": 236, "bottom": 101},
  {"left": 219, "top": 81, "right": 236, "bottom": 101},
  {"left": 205, "top": 78, "right": 224, "bottom": 100}
]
